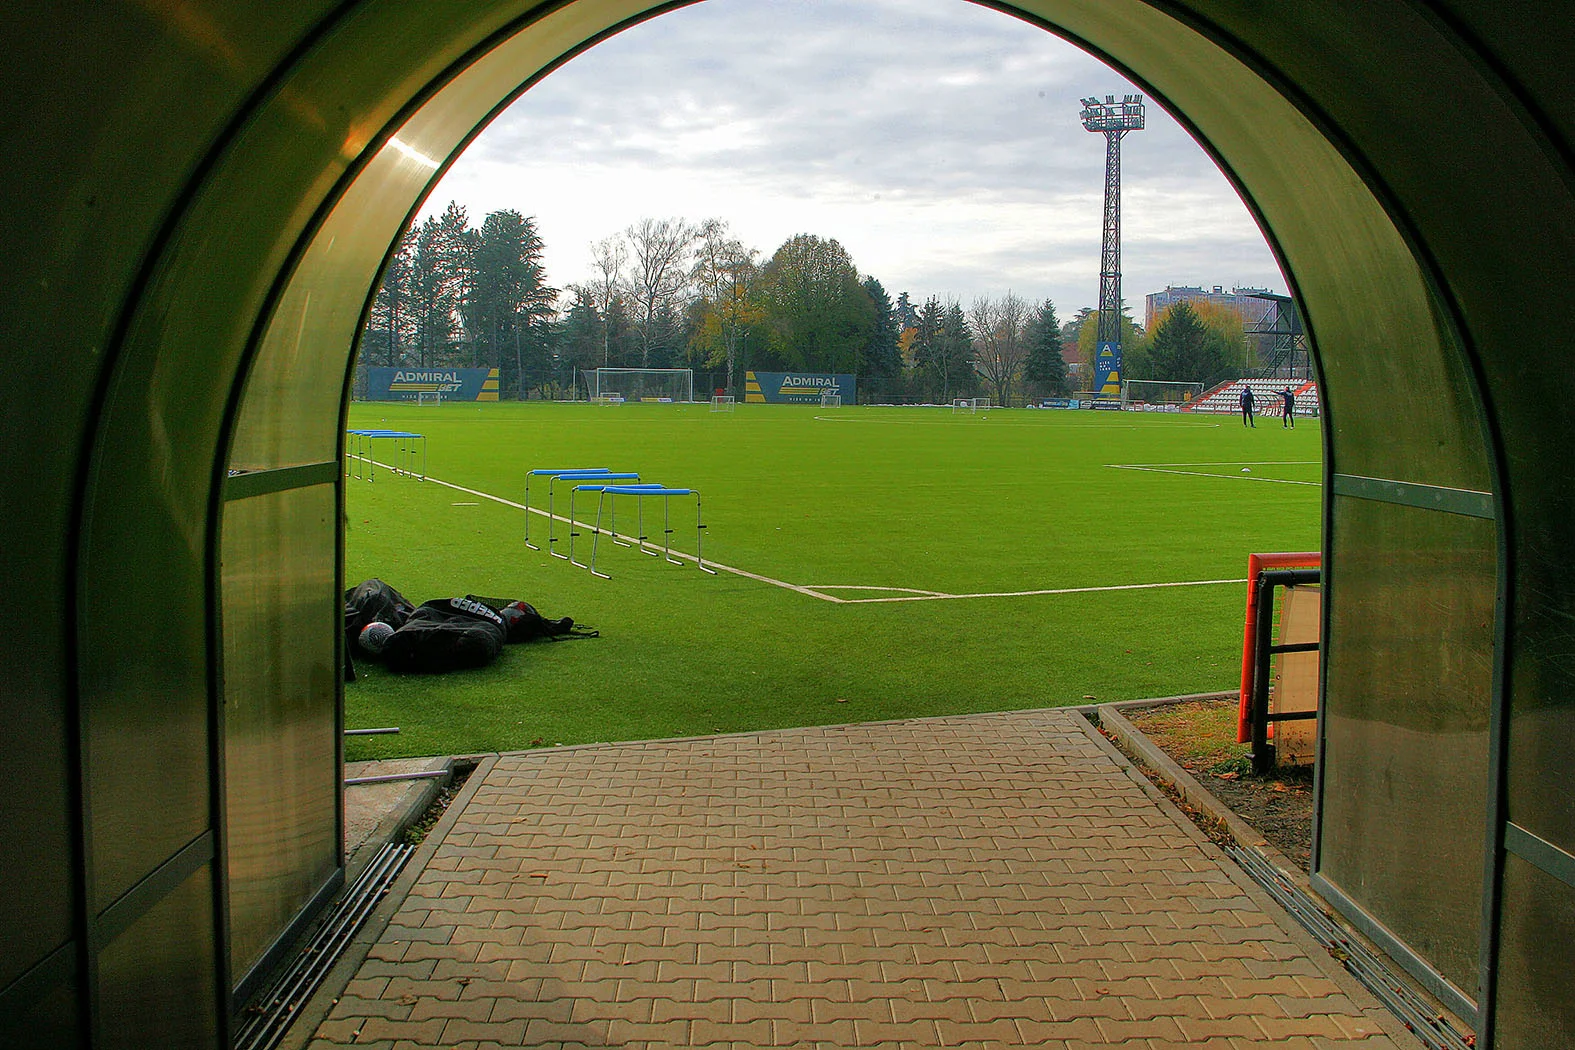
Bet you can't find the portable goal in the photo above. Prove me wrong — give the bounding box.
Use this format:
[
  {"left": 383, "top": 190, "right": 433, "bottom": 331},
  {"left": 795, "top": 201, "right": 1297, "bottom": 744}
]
[
  {"left": 710, "top": 394, "right": 736, "bottom": 412},
  {"left": 1121, "top": 379, "right": 1203, "bottom": 408},
  {"left": 415, "top": 391, "right": 444, "bottom": 407},
  {"left": 582, "top": 367, "right": 693, "bottom": 404},
  {"left": 819, "top": 390, "right": 842, "bottom": 408},
  {"left": 951, "top": 397, "right": 991, "bottom": 413}
]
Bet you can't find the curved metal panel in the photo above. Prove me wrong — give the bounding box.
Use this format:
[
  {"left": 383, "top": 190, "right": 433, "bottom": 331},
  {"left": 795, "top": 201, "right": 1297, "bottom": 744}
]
[
  {"left": 220, "top": 484, "right": 340, "bottom": 985},
  {"left": 1318, "top": 495, "right": 1496, "bottom": 1002}
]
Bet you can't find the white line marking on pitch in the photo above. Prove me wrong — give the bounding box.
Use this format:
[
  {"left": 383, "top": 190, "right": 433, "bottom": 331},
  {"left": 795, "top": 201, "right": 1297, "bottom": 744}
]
[
  {"left": 410, "top": 470, "right": 848, "bottom": 602},
  {"left": 384, "top": 466, "right": 1251, "bottom": 605},
  {"left": 1107, "top": 462, "right": 1322, "bottom": 486},
  {"left": 814, "top": 415, "right": 1221, "bottom": 429},
  {"left": 825, "top": 578, "right": 1249, "bottom": 604}
]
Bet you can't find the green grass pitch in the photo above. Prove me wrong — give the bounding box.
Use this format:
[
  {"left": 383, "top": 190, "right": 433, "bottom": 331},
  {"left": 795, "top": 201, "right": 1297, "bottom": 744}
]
[{"left": 343, "top": 401, "right": 1320, "bottom": 759}]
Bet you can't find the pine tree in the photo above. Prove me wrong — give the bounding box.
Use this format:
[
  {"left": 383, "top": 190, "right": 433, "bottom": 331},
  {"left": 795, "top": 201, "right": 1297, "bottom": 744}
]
[
  {"left": 1147, "top": 300, "right": 1229, "bottom": 385},
  {"left": 1023, "top": 299, "right": 1070, "bottom": 396},
  {"left": 860, "top": 276, "right": 902, "bottom": 378}
]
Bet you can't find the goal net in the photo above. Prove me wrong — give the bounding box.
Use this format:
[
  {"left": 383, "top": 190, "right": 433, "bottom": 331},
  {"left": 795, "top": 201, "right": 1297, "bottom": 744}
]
[
  {"left": 1122, "top": 379, "right": 1203, "bottom": 408},
  {"left": 952, "top": 397, "right": 991, "bottom": 412},
  {"left": 819, "top": 390, "right": 842, "bottom": 408},
  {"left": 415, "top": 391, "right": 444, "bottom": 407},
  {"left": 583, "top": 367, "right": 694, "bottom": 404},
  {"left": 710, "top": 394, "right": 736, "bottom": 412}
]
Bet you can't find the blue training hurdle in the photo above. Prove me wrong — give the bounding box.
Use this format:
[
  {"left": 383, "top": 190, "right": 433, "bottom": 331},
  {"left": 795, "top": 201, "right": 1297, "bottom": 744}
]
[
  {"left": 547, "top": 472, "right": 642, "bottom": 559},
  {"left": 346, "top": 429, "right": 426, "bottom": 481},
  {"left": 569, "top": 482, "right": 665, "bottom": 568},
  {"left": 589, "top": 485, "right": 716, "bottom": 579},
  {"left": 524, "top": 468, "right": 610, "bottom": 550}
]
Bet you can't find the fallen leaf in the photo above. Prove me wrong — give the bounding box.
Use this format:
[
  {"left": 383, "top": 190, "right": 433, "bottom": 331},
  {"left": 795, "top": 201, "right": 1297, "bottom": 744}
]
[
  {"left": 1082, "top": 694, "right": 1097, "bottom": 700},
  {"left": 529, "top": 871, "right": 549, "bottom": 879},
  {"left": 1215, "top": 771, "right": 1241, "bottom": 780}
]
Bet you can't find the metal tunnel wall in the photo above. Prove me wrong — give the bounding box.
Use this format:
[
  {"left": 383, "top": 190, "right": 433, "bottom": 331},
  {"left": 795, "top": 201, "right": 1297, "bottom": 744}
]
[{"left": 1, "top": 1, "right": 1571, "bottom": 1047}]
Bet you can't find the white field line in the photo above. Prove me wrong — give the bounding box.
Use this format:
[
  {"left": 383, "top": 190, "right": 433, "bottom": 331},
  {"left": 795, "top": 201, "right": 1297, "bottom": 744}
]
[
  {"left": 816, "top": 578, "right": 1249, "bottom": 605},
  {"left": 409, "top": 469, "right": 848, "bottom": 602},
  {"left": 384, "top": 465, "right": 1251, "bottom": 605},
  {"left": 815, "top": 415, "right": 1221, "bottom": 429},
  {"left": 1107, "top": 460, "right": 1322, "bottom": 486}
]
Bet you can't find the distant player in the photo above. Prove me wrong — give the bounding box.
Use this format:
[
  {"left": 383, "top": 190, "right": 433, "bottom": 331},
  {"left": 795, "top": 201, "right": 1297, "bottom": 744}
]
[
  {"left": 1281, "top": 387, "right": 1296, "bottom": 428},
  {"left": 1240, "top": 385, "right": 1256, "bottom": 427}
]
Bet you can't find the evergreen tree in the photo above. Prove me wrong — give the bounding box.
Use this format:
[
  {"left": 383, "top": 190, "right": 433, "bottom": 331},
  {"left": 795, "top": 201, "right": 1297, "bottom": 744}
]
[
  {"left": 408, "top": 203, "right": 471, "bottom": 367},
  {"left": 1023, "top": 299, "right": 1070, "bottom": 396},
  {"left": 1146, "top": 299, "right": 1230, "bottom": 385},
  {"left": 366, "top": 235, "right": 414, "bottom": 366},
  {"left": 910, "top": 296, "right": 946, "bottom": 401},
  {"left": 860, "top": 276, "right": 902, "bottom": 378},
  {"left": 465, "top": 210, "right": 556, "bottom": 398},
  {"left": 939, "top": 299, "right": 978, "bottom": 400},
  {"left": 559, "top": 286, "right": 605, "bottom": 378}
]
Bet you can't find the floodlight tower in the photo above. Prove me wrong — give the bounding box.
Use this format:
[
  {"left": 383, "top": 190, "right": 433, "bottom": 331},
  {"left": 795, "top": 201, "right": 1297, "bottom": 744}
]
[{"left": 1079, "top": 93, "right": 1145, "bottom": 398}]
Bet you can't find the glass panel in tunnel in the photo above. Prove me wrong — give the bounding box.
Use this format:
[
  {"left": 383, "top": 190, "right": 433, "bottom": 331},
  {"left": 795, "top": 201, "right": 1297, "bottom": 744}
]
[
  {"left": 96, "top": 863, "right": 219, "bottom": 1050},
  {"left": 1506, "top": 623, "right": 1575, "bottom": 854},
  {"left": 221, "top": 483, "right": 340, "bottom": 985},
  {"left": 227, "top": 269, "right": 363, "bottom": 471},
  {"left": 1492, "top": 852, "right": 1575, "bottom": 1048},
  {"left": 1317, "top": 494, "right": 1495, "bottom": 1001},
  {"left": 1315, "top": 298, "right": 1491, "bottom": 493}
]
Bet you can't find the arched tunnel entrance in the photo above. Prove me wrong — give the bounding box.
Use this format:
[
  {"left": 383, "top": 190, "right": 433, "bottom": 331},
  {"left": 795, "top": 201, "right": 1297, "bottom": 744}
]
[{"left": 4, "top": 2, "right": 1574, "bottom": 1046}]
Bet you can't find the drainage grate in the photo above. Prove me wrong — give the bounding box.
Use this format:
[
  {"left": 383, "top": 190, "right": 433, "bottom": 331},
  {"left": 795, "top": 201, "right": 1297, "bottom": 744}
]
[
  {"left": 233, "top": 842, "right": 414, "bottom": 1050},
  {"left": 1228, "top": 845, "right": 1475, "bottom": 1050}
]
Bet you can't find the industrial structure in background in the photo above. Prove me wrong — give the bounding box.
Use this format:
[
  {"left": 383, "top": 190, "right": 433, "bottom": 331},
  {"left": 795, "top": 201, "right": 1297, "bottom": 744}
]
[
  {"left": 1143, "top": 284, "right": 1311, "bottom": 380},
  {"left": 1079, "top": 93, "right": 1145, "bottom": 399},
  {"left": 1248, "top": 292, "right": 1313, "bottom": 380}
]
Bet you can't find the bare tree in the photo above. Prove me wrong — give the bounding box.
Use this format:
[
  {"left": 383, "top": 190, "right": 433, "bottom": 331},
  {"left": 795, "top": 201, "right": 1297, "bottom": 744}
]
[
  {"left": 970, "top": 291, "right": 1029, "bottom": 404},
  {"left": 625, "top": 217, "right": 698, "bottom": 366},
  {"left": 690, "top": 219, "right": 758, "bottom": 391},
  {"left": 589, "top": 235, "right": 626, "bottom": 367}
]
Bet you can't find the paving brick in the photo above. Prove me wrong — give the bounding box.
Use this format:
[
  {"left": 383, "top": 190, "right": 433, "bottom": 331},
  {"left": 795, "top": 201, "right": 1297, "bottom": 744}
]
[{"left": 321, "top": 712, "right": 1406, "bottom": 1050}]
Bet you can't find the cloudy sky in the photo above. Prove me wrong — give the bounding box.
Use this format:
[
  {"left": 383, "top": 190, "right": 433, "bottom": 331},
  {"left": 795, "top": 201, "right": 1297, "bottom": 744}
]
[{"left": 421, "top": 0, "right": 1286, "bottom": 314}]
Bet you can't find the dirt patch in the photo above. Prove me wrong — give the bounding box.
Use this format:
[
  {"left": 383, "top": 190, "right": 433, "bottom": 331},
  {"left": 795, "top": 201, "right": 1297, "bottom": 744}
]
[{"left": 1124, "top": 698, "right": 1314, "bottom": 870}]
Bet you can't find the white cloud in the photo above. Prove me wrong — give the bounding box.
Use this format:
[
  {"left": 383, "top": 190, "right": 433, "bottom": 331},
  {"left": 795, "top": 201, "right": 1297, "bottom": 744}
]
[{"left": 421, "top": 0, "right": 1284, "bottom": 309}]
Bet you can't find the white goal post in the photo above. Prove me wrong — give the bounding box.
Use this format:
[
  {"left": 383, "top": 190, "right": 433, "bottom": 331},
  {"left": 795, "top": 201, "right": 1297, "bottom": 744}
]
[
  {"left": 710, "top": 394, "right": 736, "bottom": 412},
  {"left": 819, "top": 390, "right": 842, "bottom": 408},
  {"left": 415, "top": 391, "right": 444, "bottom": 406},
  {"left": 951, "top": 396, "right": 991, "bottom": 412},
  {"left": 1122, "top": 379, "right": 1203, "bottom": 407},
  {"left": 582, "top": 367, "right": 694, "bottom": 404}
]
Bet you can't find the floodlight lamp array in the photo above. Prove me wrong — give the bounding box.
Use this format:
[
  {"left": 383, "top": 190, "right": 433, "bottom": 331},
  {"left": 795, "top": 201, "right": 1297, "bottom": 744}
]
[{"left": 1079, "top": 92, "right": 1146, "bottom": 133}]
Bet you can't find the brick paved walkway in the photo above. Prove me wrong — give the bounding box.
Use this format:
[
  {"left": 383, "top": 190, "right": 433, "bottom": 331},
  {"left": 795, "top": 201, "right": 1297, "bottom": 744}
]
[{"left": 309, "top": 711, "right": 1402, "bottom": 1048}]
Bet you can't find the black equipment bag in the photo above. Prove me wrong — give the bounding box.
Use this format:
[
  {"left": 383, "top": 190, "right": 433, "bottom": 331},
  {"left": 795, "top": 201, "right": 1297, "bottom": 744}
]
[
  {"left": 470, "top": 595, "right": 597, "bottom": 642},
  {"left": 379, "top": 597, "right": 507, "bottom": 674}
]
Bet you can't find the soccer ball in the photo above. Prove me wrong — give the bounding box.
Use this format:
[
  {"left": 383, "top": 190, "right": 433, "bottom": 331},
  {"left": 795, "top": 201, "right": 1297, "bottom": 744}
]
[{"left": 359, "top": 621, "right": 395, "bottom": 654}]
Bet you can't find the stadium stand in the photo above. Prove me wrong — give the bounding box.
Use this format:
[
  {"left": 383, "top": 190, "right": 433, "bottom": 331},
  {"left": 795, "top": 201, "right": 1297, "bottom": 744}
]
[{"left": 1186, "top": 378, "right": 1320, "bottom": 416}]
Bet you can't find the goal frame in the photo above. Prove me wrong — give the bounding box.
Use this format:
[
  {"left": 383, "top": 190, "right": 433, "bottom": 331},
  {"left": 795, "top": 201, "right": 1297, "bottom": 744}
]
[
  {"left": 710, "top": 394, "right": 736, "bottom": 413},
  {"left": 1121, "top": 379, "right": 1203, "bottom": 408},
  {"left": 584, "top": 367, "right": 694, "bottom": 404},
  {"left": 819, "top": 390, "right": 842, "bottom": 408}
]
